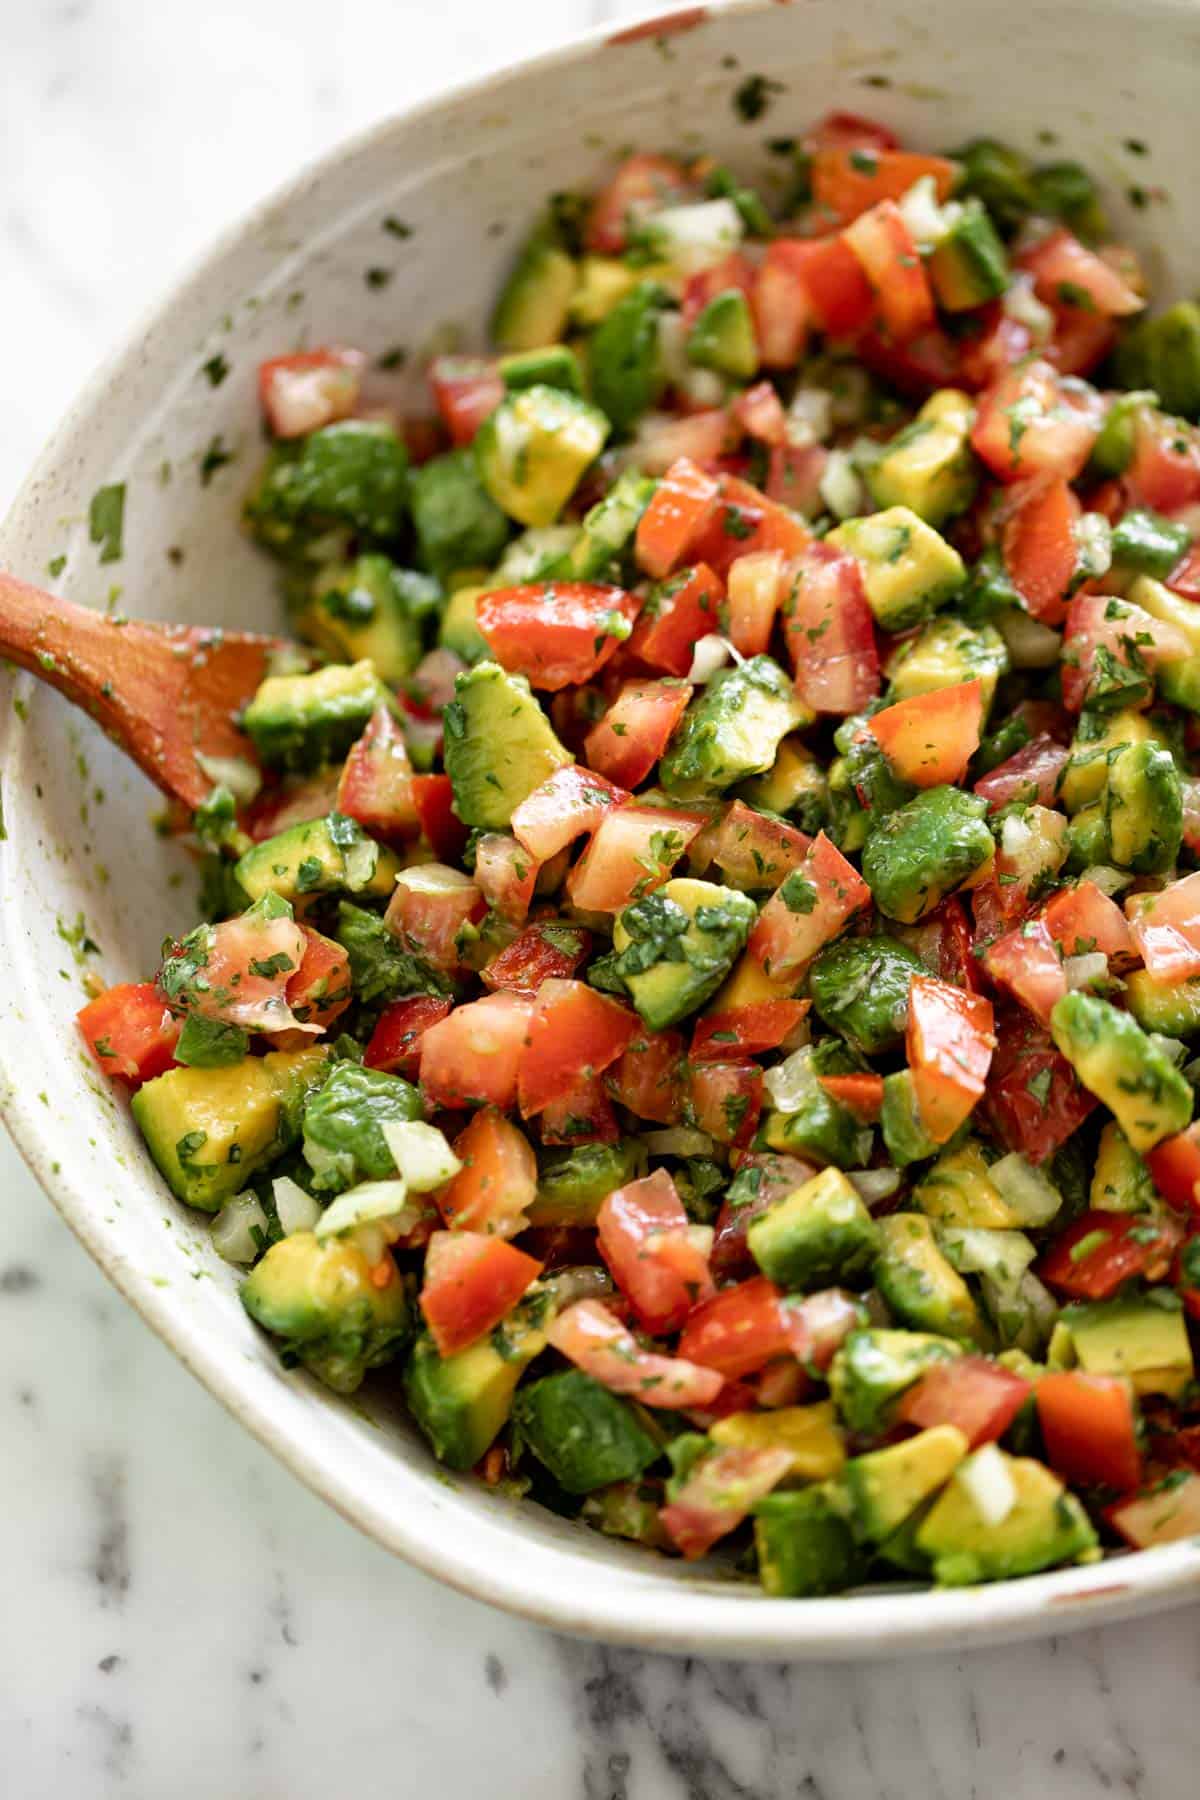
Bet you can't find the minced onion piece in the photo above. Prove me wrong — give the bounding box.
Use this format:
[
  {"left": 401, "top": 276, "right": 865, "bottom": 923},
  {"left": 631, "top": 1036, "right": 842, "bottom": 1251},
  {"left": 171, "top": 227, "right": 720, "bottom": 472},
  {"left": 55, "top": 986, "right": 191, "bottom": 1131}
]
[
  {"left": 314, "top": 1178, "right": 411, "bottom": 1240},
  {"left": 381, "top": 1120, "right": 462, "bottom": 1192},
  {"left": 210, "top": 1192, "right": 270, "bottom": 1264},
  {"left": 1002, "top": 273, "right": 1055, "bottom": 341},
  {"left": 956, "top": 1443, "right": 1018, "bottom": 1527},
  {"left": 264, "top": 641, "right": 314, "bottom": 680},
  {"left": 194, "top": 753, "right": 262, "bottom": 807},
  {"left": 764, "top": 1044, "right": 820, "bottom": 1115},
  {"left": 898, "top": 175, "right": 958, "bottom": 251},
  {"left": 939, "top": 1225, "right": 1038, "bottom": 1283},
  {"left": 273, "top": 1175, "right": 322, "bottom": 1236},
  {"left": 342, "top": 834, "right": 380, "bottom": 891},
  {"left": 655, "top": 310, "right": 689, "bottom": 384},
  {"left": 786, "top": 386, "right": 834, "bottom": 447},
  {"left": 1000, "top": 811, "right": 1035, "bottom": 860},
  {"left": 495, "top": 525, "right": 577, "bottom": 584},
  {"left": 997, "top": 608, "right": 1062, "bottom": 669},
  {"left": 819, "top": 448, "right": 865, "bottom": 520},
  {"left": 1080, "top": 863, "right": 1134, "bottom": 896},
  {"left": 847, "top": 1168, "right": 903, "bottom": 1204},
  {"left": 642, "top": 1126, "right": 716, "bottom": 1157},
  {"left": 1063, "top": 950, "right": 1109, "bottom": 991},
  {"left": 1074, "top": 512, "right": 1113, "bottom": 583},
  {"left": 990, "top": 1153, "right": 1063, "bottom": 1228},
  {"left": 643, "top": 198, "right": 743, "bottom": 274},
  {"left": 688, "top": 634, "right": 734, "bottom": 683}
]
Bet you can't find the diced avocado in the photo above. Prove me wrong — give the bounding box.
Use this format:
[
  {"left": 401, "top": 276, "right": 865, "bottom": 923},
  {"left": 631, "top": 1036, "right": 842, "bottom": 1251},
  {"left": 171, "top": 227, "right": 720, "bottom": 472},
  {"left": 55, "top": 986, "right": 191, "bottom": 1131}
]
[
  {"left": 132, "top": 1046, "right": 329, "bottom": 1213},
  {"left": 880, "top": 1069, "right": 943, "bottom": 1169},
  {"left": 1030, "top": 160, "right": 1107, "bottom": 240},
  {"left": 1061, "top": 1293, "right": 1194, "bottom": 1399},
  {"left": 405, "top": 1296, "right": 549, "bottom": 1470},
  {"left": 753, "top": 1485, "right": 870, "bottom": 1596},
  {"left": 737, "top": 739, "right": 829, "bottom": 833},
  {"left": 1106, "top": 739, "right": 1182, "bottom": 873},
  {"left": 875, "top": 1214, "right": 985, "bottom": 1343},
  {"left": 833, "top": 717, "right": 917, "bottom": 821},
  {"left": 842, "top": 1425, "right": 969, "bottom": 1544},
  {"left": 761, "top": 1040, "right": 875, "bottom": 1171},
  {"left": 512, "top": 1369, "right": 660, "bottom": 1494},
  {"left": 1050, "top": 991, "right": 1192, "bottom": 1152},
  {"left": 245, "top": 420, "right": 409, "bottom": 555},
  {"left": 410, "top": 450, "right": 511, "bottom": 578},
  {"left": 588, "top": 281, "right": 670, "bottom": 433},
  {"left": 1115, "top": 302, "right": 1200, "bottom": 422},
  {"left": 1126, "top": 967, "right": 1200, "bottom": 1037},
  {"left": 827, "top": 755, "right": 870, "bottom": 853},
  {"left": 300, "top": 556, "right": 437, "bottom": 682},
  {"left": 829, "top": 1327, "right": 962, "bottom": 1434},
  {"left": 861, "top": 785, "right": 994, "bottom": 923},
  {"left": 1059, "top": 706, "right": 1164, "bottom": 813},
  {"left": 529, "top": 1138, "right": 648, "bottom": 1226},
  {"left": 443, "top": 661, "right": 572, "bottom": 829},
  {"left": 581, "top": 1481, "right": 670, "bottom": 1548},
  {"left": 659, "top": 656, "right": 809, "bottom": 799},
  {"left": 928, "top": 202, "right": 1009, "bottom": 311},
  {"left": 808, "top": 934, "right": 925, "bottom": 1056},
  {"left": 492, "top": 239, "right": 578, "bottom": 352},
  {"left": 711, "top": 1401, "right": 846, "bottom": 1482},
  {"left": 915, "top": 1142, "right": 1022, "bottom": 1229},
  {"left": 438, "top": 584, "right": 491, "bottom": 662},
  {"left": 915, "top": 1452, "right": 1098, "bottom": 1585},
  {"left": 611, "top": 878, "right": 756, "bottom": 1031},
  {"left": 865, "top": 390, "right": 977, "bottom": 526},
  {"left": 1127, "top": 574, "right": 1200, "bottom": 713},
  {"left": 885, "top": 615, "right": 1009, "bottom": 710},
  {"left": 557, "top": 469, "right": 657, "bottom": 581},
  {"left": 475, "top": 385, "right": 609, "bottom": 528},
  {"left": 240, "top": 1230, "right": 411, "bottom": 1393},
  {"left": 569, "top": 256, "right": 648, "bottom": 327},
  {"left": 500, "top": 344, "right": 583, "bottom": 396},
  {"left": 748, "top": 1167, "right": 879, "bottom": 1292},
  {"left": 953, "top": 138, "right": 1035, "bottom": 232},
  {"left": 242, "top": 660, "right": 391, "bottom": 773},
  {"left": 1090, "top": 390, "right": 1158, "bottom": 479},
  {"left": 1112, "top": 511, "right": 1192, "bottom": 580},
  {"left": 687, "top": 289, "right": 758, "bottom": 381},
  {"left": 827, "top": 507, "right": 966, "bottom": 632},
  {"left": 1090, "top": 1120, "right": 1158, "bottom": 1213},
  {"left": 300, "top": 1060, "right": 422, "bottom": 1194},
  {"left": 235, "top": 813, "right": 398, "bottom": 905}
]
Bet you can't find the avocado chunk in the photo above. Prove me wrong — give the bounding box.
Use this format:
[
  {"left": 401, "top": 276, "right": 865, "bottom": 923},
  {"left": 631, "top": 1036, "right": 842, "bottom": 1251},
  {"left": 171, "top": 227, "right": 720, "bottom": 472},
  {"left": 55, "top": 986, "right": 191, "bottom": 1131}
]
[
  {"left": 808, "top": 934, "right": 925, "bottom": 1055},
  {"left": 529, "top": 1138, "right": 648, "bottom": 1226},
  {"left": 558, "top": 469, "right": 657, "bottom": 581},
  {"left": 737, "top": 738, "right": 829, "bottom": 833},
  {"left": 879, "top": 1069, "right": 943, "bottom": 1169},
  {"left": 687, "top": 289, "right": 758, "bottom": 381},
  {"left": 874, "top": 1214, "right": 985, "bottom": 1343},
  {"left": 711, "top": 1401, "right": 846, "bottom": 1482},
  {"left": 1089, "top": 1120, "right": 1158, "bottom": 1213},
  {"left": 832, "top": 716, "right": 916, "bottom": 822},
  {"left": 915, "top": 1452, "right": 1098, "bottom": 1586},
  {"left": 827, "top": 507, "right": 966, "bottom": 632},
  {"left": 475, "top": 384, "right": 609, "bottom": 527},
  {"left": 927, "top": 203, "right": 1010, "bottom": 312},
  {"left": 829, "top": 1327, "right": 962, "bottom": 1433},
  {"left": 132, "top": 1046, "right": 330, "bottom": 1213},
  {"left": 748, "top": 1167, "right": 879, "bottom": 1292},
  {"left": 588, "top": 281, "right": 670, "bottom": 432},
  {"left": 914, "top": 1141, "right": 1022, "bottom": 1228},
  {"left": 1101, "top": 739, "right": 1182, "bottom": 874},
  {"left": 443, "top": 661, "right": 573, "bottom": 829},
  {"left": 235, "top": 812, "right": 398, "bottom": 905},
  {"left": 512, "top": 1369, "right": 661, "bottom": 1494},
  {"left": 242, "top": 660, "right": 391, "bottom": 773},
  {"left": 500, "top": 345, "right": 584, "bottom": 396},
  {"left": 865, "top": 390, "right": 977, "bottom": 526},
  {"left": 1114, "top": 302, "right": 1200, "bottom": 422},
  {"left": 570, "top": 256, "right": 654, "bottom": 327},
  {"left": 1060, "top": 1293, "right": 1194, "bottom": 1399},
  {"left": 240, "top": 1229, "right": 411, "bottom": 1394},
  {"left": 410, "top": 449, "right": 511, "bottom": 579},
  {"left": 761, "top": 1039, "right": 876, "bottom": 1170},
  {"left": 1127, "top": 574, "right": 1200, "bottom": 713},
  {"left": 861, "top": 785, "right": 994, "bottom": 923},
  {"left": 300, "top": 557, "right": 437, "bottom": 682},
  {"left": 885, "top": 615, "right": 1009, "bottom": 710},
  {"left": 245, "top": 420, "right": 409, "bottom": 555},
  {"left": 404, "top": 1297, "right": 549, "bottom": 1470},
  {"left": 438, "top": 584, "right": 492, "bottom": 662},
  {"left": 841, "top": 1425, "right": 969, "bottom": 1544},
  {"left": 1049, "top": 991, "right": 1192, "bottom": 1152},
  {"left": 1059, "top": 707, "right": 1164, "bottom": 814},
  {"left": 659, "top": 656, "right": 809, "bottom": 799},
  {"left": 492, "top": 240, "right": 578, "bottom": 352},
  {"left": 300, "top": 1060, "right": 422, "bottom": 1194},
  {"left": 611, "top": 878, "right": 756, "bottom": 1031},
  {"left": 753, "top": 1485, "right": 870, "bottom": 1597},
  {"left": 1126, "top": 967, "right": 1200, "bottom": 1038}
]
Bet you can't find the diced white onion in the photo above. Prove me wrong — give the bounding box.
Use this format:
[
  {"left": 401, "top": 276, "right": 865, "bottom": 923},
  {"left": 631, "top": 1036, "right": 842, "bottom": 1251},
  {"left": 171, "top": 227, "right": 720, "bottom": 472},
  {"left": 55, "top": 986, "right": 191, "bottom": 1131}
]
[
  {"left": 381, "top": 1120, "right": 462, "bottom": 1192},
  {"left": 273, "top": 1175, "right": 322, "bottom": 1236},
  {"left": 818, "top": 448, "right": 864, "bottom": 521},
  {"left": 938, "top": 1225, "right": 1038, "bottom": 1282},
  {"left": 265, "top": 642, "right": 314, "bottom": 680},
  {"left": 314, "top": 1178, "right": 410, "bottom": 1240},
  {"left": 494, "top": 525, "right": 577, "bottom": 584},
  {"left": 1063, "top": 951, "right": 1109, "bottom": 991},
  {"left": 846, "top": 1168, "right": 902, "bottom": 1203},
  {"left": 1002, "top": 273, "right": 1055, "bottom": 342},
  {"left": 1000, "top": 812, "right": 1034, "bottom": 859},
  {"left": 688, "top": 634, "right": 733, "bottom": 683},
  {"left": 342, "top": 835, "right": 380, "bottom": 892},
  {"left": 210, "top": 1192, "right": 270, "bottom": 1264},
  {"left": 655, "top": 310, "right": 690, "bottom": 385},
  {"left": 677, "top": 366, "right": 728, "bottom": 409},
  {"left": 645, "top": 199, "right": 744, "bottom": 274},
  {"left": 642, "top": 1127, "right": 716, "bottom": 1157},
  {"left": 764, "top": 1044, "right": 819, "bottom": 1115},
  {"left": 787, "top": 387, "right": 834, "bottom": 447},
  {"left": 1079, "top": 864, "right": 1133, "bottom": 896},
  {"left": 989, "top": 1153, "right": 1063, "bottom": 1228},
  {"left": 1074, "top": 512, "right": 1113, "bottom": 582},
  {"left": 194, "top": 753, "right": 262, "bottom": 806},
  {"left": 898, "top": 176, "right": 957, "bottom": 252},
  {"left": 956, "top": 1443, "right": 1017, "bottom": 1527},
  {"left": 997, "top": 608, "right": 1062, "bottom": 669}
]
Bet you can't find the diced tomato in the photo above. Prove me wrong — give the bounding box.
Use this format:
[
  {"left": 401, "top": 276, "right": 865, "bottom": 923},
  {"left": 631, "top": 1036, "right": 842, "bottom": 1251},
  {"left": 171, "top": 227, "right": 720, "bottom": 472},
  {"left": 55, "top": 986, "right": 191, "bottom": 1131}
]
[
  {"left": 1125, "top": 869, "right": 1200, "bottom": 981},
  {"left": 335, "top": 704, "right": 419, "bottom": 845},
  {"left": 855, "top": 325, "right": 966, "bottom": 397},
  {"left": 633, "top": 409, "right": 735, "bottom": 477},
  {"left": 691, "top": 999, "right": 809, "bottom": 1063},
  {"left": 419, "top": 1231, "right": 542, "bottom": 1357},
  {"left": 1037, "top": 1371, "right": 1143, "bottom": 1492},
  {"left": 676, "top": 1275, "right": 791, "bottom": 1378},
  {"left": 162, "top": 911, "right": 309, "bottom": 1034},
  {"left": 907, "top": 975, "right": 995, "bottom": 1144},
  {"left": 597, "top": 1168, "right": 715, "bottom": 1334},
  {"left": 471, "top": 834, "right": 537, "bottom": 927},
  {"left": 710, "top": 1152, "right": 818, "bottom": 1280},
  {"left": 1043, "top": 879, "right": 1135, "bottom": 962},
  {"left": 509, "top": 764, "right": 629, "bottom": 864},
  {"left": 768, "top": 236, "right": 875, "bottom": 340},
  {"left": 722, "top": 551, "right": 783, "bottom": 656},
  {"left": 661, "top": 1443, "right": 793, "bottom": 1560},
  {"left": 436, "top": 1106, "right": 538, "bottom": 1234},
  {"left": 692, "top": 474, "right": 811, "bottom": 574},
  {"left": 975, "top": 735, "right": 1070, "bottom": 812},
  {"left": 971, "top": 359, "right": 1104, "bottom": 484},
  {"left": 750, "top": 246, "right": 812, "bottom": 368},
  {"left": 804, "top": 111, "right": 899, "bottom": 154},
  {"left": 1039, "top": 1209, "right": 1181, "bottom": 1301},
  {"left": 412, "top": 773, "right": 469, "bottom": 863},
  {"left": 1108, "top": 1471, "right": 1200, "bottom": 1548},
  {"left": 635, "top": 458, "right": 722, "bottom": 579},
  {"left": 1168, "top": 539, "right": 1200, "bottom": 603},
  {"left": 77, "top": 983, "right": 181, "bottom": 1089},
  {"left": 817, "top": 1072, "right": 885, "bottom": 1124},
  {"left": 732, "top": 386, "right": 789, "bottom": 453},
  {"left": 783, "top": 542, "right": 880, "bottom": 714},
  {"left": 868, "top": 678, "right": 984, "bottom": 788},
  {"left": 841, "top": 201, "right": 934, "bottom": 342},
  {"left": 747, "top": 831, "right": 872, "bottom": 979},
  {"left": 363, "top": 995, "right": 453, "bottom": 1073},
  {"left": 385, "top": 864, "right": 482, "bottom": 973},
  {"left": 780, "top": 1287, "right": 866, "bottom": 1369},
  {"left": 680, "top": 252, "right": 755, "bottom": 332},
  {"left": 956, "top": 305, "right": 1035, "bottom": 392},
  {"left": 928, "top": 894, "right": 987, "bottom": 993},
  {"left": 428, "top": 354, "right": 503, "bottom": 446},
  {"left": 688, "top": 1061, "right": 763, "bottom": 1149},
  {"left": 586, "top": 151, "right": 691, "bottom": 253},
  {"left": 281, "top": 927, "right": 351, "bottom": 1034},
  {"left": 546, "top": 1298, "right": 724, "bottom": 1409},
  {"left": 419, "top": 993, "right": 534, "bottom": 1111},
  {"left": 242, "top": 771, "right": 341, "bottom": 843},
  {"left": 982, "top": 1007, "right": 1097, "bottom": 1165},
  {"left": 480, "top": 921, "right": 592, "bottom": 996},
  {"left": 765, "top": 443, "right": 828, "bottom": 515},
  {"left": 1017, "top": 226, "right": 1145, "bottom": 320},
  {"left": 1060, "top": 589, "right": 1189, "bottom": 713},
  {"left": 566, "top": 801, "right": 706, "bottom": 913},
  {"left": 895, "top": 1355, "right": 1032, "bottom": 1450},
  {"left": 258, "top": 346, "right": 365, "bottom": 438},
  {"left": 477, "top": 583, "right": 638, "bottom": 691},
  {"left": 518, "top": 979, "right": 638, "bottom": 1117},
  {"left": 584, "top": 678, "right": 693, "bottom": 791},
  {"left": 813, "top": 147, "right": 957, "bottom": 225},
  {"left": 399, "top": 415, "right": 446, "bottom": 466},
  {"left": 539, "top": 1071, "right": 620, "bottom": 1146},
  {"left": 709, "top": 800, "right": 811, "bottom": 891},
  {"left": 1046, "top": 303, "right": 1119, "bottom": 379},
  {"left": 607, "top": 1027, "right": 686, "bottom": 1125},
  {"left": 1146, "top": 1123, "right": 1200, "bottom": 1216},
  {"left": 630, "top": 563, "right": 724, "bottom": 676},
  {"left": 1001, "top": 476, "right": 1081, "bottom": 625},
  {"left": 981, "top": 918, "right": 1064, "bottom": 1027},
  {"left": 1126, "top": 409, "right": 1200, "bottom": 513}
]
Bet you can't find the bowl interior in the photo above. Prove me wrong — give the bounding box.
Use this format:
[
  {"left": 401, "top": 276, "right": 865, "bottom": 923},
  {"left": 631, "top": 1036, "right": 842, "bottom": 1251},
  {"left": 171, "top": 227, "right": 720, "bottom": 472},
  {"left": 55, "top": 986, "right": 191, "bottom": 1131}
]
[{"left": 5, "top": 0, "right": 1200, "bottom": 1655}]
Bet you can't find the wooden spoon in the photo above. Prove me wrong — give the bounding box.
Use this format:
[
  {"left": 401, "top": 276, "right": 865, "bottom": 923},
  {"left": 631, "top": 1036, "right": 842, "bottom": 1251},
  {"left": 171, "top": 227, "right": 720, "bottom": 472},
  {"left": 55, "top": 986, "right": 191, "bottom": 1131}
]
[{"left": 0, "top": 570, "right": 289, "bottom": 811}]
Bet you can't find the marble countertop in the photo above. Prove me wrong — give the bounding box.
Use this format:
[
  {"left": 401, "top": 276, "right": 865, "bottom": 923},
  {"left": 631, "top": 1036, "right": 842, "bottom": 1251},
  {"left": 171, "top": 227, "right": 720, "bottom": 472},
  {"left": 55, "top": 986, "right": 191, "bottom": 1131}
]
[{"left": 1, "top": 3, "right": 1196, "bottom": 1795}]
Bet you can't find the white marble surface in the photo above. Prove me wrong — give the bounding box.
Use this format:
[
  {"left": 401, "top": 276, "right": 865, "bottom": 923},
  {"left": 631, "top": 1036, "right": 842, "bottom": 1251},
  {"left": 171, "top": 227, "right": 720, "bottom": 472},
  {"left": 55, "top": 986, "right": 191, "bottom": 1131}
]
[{"left": 1, "top": 2, "right": 1198, "bottom": 1795}]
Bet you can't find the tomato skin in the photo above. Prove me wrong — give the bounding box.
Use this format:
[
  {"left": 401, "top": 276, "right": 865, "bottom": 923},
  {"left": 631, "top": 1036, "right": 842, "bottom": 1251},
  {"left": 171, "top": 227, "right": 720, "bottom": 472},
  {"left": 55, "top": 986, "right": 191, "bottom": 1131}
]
[
  {"left": 690, "top": 999, "right": 809, "bottom": 1063},
  {"left": 630, "top": 563, "right": 725, "bottom": 676},
  {"left": 982, "top": 1007, "right": 1097, "bottom": 1165},
  {"left": 477, "top": 583, "right": 639, "bottom": 692},
  {"left": 676, "top": 1275, "right": 792, "bottom": 1378},
  {"left": 769, "top": 236, "right": 875, "bottom": 338},
  {"left": 1001, "top": 476, "right": 1081, "bottom": 625},
  {"left": 419, "top": 1231, "right": 543, "bottom": 1357},
  {"left": 783, "top": 543, "right": 880, "bottom": 715},
  {"left": 868, "top": 679, "right": 984, "bottom": 788},
  {"left": 812, "top": 147, "right": 958, "bottom": 225},
  {"left": 907, "top": 976, "right": 995, "bottom": 1145},
  {"left": 539, "top": 1072, "right": 620, "bottom": 1146},
  {"left": 566, "top": 801, "right": 707, "bottom": 913},
  {"left": 1168, "top": 540, "right": 1200, "bottom": 603},
  {"left": 1039, "top": 1209, "right": 1181, "bottom": 1301},
  {"left": 77, "top": 983, "right": 181, "bottom": 1089},
  {"left": 661, "top": 1443, "right": 793, "bottom": 1560},
  {"left": 258, "top": 346, "right": 365, "bottom": 438},
  {"left": 895, "top": 1356, "right": 1032, "bottom": 1450},
  {"left": 1125, "top": 869, "right": 1200, "bottom": 981},
  {"left": 335, "top": 704, "right": 419, "bottom": 845},
  {"left": 607, "top": 1027, "right": 686, "bottom": 1125},
  {"left": 546, "top": 1298, "right": 724, "bottom": 1409},
  {"left": 687, "top": 1061, "right": 764, "bottom": 1149},
  {"left": 436, "top": 1106, "right": 538, "bottom": 1235},
  {"left": 363, "top": 995, "right": 454, "bottom": 1074},
  {"left": 971, "top": 359, "right": 1103, "bottom": 484},
  {"left": 748, "top": 832, "right": 872, "bottom": 979},
  {"left": 855, "top": 325, "right": 966, "bottom": 397},
  {"left": 597, "top": 1168, "right": 715, "bottom": 1335},
  {"left": 586, "top": 152, "right": 691, "bottom": 253},
  {"left": 635, "top": 458, "right": 722, "bottom": 579},
  {"left": 282, "top": 927, "right": 352, "bottom": 1034},
  {"left": 804, "top": 111, "right": 899, "bottom": 154},
  {"left": 974, "top": 735, "right": 1070, "bottom": 813},
  {"left": 1036, "top": 1371, "right": 1143, "bottom": 1493},
  {"left": 1146, "top": 1123, "right": 1200, "bottom": 1216},
  {"left": 518, "top": 979, "right": 638, "bottom": 1118},
  {"left": 584, "top": 678, "right": 693, "bottom": 790},
  {"left": 709, "top": 800, "right": 811, "bottom": 891},
  {"left": 842, "top": 200, "right": 934, "bottom": 342},
  {"left": 412, "top": 773, "right": 469, "bottom": 864},
  {"left": 419, "top": 993, "right": 534, "bottom": 1111},
  {"left": 817, "top": 1072, "right": 885, "bottom": 1124},
  {"left": 480, "top": 921, "right": 592, "bottom": 996},
  {"left": 428, "top": 355, "right": 503, "bottom": 446}
]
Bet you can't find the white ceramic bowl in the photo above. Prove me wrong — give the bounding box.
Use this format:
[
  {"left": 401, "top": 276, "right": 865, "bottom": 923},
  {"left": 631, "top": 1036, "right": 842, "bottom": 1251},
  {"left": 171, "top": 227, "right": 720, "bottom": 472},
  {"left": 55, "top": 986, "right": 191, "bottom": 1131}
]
[{"left": 5, "top": 0, "right": 1200, "bottom": 1658}]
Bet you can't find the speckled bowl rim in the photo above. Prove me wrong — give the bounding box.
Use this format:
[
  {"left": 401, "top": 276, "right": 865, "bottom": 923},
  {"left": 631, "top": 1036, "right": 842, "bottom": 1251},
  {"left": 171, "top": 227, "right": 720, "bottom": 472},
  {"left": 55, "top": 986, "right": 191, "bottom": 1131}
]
[{"left": 5, "top": 0, "right": 1200, "bottom": 1658}]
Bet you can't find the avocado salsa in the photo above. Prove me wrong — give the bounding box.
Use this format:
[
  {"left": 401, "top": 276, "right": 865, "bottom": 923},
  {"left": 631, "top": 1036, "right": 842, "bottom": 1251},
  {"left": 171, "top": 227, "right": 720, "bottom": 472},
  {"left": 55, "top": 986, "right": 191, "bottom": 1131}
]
[{"left": 75, "top": 113, "right": 1200, "bottom": 1592}]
